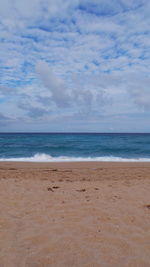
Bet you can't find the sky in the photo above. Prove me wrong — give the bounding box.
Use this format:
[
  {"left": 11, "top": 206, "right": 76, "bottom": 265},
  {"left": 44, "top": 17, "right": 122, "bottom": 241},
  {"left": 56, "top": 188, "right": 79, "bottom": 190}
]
[{"left": 0, "top": 0, "right": 150, "bottom": 132}]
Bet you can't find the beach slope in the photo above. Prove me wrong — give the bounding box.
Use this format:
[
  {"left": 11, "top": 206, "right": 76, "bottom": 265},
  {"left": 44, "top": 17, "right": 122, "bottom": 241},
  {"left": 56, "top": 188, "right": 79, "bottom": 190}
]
[{"left": 0, "top": 162, "right": 150, "bottom": 267}]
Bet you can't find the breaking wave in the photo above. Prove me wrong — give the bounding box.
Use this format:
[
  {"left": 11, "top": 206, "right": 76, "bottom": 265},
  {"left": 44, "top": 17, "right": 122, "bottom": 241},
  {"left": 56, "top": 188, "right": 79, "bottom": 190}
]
[{"left": 0, "top": 153, "right": 150, "bottom": 162}]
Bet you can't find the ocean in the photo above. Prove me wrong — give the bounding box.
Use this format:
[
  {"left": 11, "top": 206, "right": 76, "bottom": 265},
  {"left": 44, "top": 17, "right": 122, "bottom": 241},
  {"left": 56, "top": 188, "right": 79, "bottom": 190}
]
[{"left": 0, "top": 133, "right": 150, "bottom": 162}]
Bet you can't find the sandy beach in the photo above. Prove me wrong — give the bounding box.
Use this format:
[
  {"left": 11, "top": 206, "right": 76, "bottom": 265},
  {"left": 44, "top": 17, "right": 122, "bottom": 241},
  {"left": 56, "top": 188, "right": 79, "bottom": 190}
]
[{"left": 0, "top": 161, "right": 150, "bottom": 267}]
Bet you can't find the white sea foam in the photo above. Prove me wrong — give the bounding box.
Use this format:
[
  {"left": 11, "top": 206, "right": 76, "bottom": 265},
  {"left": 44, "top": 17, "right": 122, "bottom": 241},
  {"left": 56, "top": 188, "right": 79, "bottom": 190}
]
[{"left": 0, "top": 153, "right": 150, "bottom": 162}]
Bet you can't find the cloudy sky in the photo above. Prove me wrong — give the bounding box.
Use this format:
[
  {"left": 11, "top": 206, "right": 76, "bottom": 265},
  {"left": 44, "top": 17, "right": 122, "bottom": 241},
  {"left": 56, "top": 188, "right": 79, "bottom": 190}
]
[{"left": 0, "top": 0, "right": 150, "bottom": 132}]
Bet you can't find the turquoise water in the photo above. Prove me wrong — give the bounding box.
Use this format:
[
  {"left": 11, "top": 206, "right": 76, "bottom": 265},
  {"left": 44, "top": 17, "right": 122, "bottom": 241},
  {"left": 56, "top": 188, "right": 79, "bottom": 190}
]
[{"left": 0, "top": 133, "right": 150, "bottom": 161}]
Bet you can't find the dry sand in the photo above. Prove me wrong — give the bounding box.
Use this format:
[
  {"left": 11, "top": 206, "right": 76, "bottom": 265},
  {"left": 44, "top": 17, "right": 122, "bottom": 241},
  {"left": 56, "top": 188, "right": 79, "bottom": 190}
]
[{"left": 0, "top": 161, "right": 150, "bottom": 267}]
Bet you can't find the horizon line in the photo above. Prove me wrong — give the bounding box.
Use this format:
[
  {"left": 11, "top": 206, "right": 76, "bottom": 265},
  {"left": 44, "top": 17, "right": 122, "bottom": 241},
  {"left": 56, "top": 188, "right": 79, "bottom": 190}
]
[{"left": 0, "top": 132, "right": 150, "bottom": 134}]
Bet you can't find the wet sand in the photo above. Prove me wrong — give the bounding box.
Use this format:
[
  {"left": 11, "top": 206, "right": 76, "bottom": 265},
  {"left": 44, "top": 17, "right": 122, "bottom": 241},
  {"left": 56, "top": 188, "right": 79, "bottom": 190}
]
[{"left": 0, "top": 162, "right": 150, "bottom": 267}]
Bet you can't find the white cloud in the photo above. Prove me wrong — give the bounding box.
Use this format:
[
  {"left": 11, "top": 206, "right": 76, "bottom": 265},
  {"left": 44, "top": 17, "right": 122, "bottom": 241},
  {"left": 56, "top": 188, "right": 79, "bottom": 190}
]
[
  {"left": 36, "top": 61, "right": 72, "bottom": 108},
  {"left": 36, "top": 60, "right": 107, "bottom": 114}
]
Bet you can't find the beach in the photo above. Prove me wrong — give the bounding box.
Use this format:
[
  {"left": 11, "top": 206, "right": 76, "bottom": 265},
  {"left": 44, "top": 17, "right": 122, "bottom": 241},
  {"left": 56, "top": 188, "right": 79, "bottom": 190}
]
[{"left": 0, "top": 161, "right": 150, "bottom": 267}]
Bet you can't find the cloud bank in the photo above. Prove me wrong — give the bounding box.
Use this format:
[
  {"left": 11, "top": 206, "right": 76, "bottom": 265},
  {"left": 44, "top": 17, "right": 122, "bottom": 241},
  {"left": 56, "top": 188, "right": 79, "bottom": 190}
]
[{"left": 0, "top": 0, "right": 150, "bottom": 131}]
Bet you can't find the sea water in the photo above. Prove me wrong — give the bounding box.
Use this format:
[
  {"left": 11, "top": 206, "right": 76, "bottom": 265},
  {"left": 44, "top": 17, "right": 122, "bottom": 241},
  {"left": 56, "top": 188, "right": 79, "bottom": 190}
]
[{"left": 0, "top": 133, "right": 150, "bottom": 162}]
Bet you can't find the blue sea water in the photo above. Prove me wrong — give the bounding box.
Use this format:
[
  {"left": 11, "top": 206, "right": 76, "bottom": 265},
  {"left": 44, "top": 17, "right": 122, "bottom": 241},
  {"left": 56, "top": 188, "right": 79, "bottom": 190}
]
[{"left": 0, "top": 133, "right": 150, "bottom": 162}]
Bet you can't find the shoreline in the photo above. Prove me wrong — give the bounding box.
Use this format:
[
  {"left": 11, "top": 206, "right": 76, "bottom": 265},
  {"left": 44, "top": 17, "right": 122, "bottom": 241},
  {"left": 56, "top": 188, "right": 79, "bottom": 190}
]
[
  {"left": 0, "top": 161, "right": 150, "bottom": 183},
  {"left": 1, "top": 160, "right": 150, "bottom": 169},
  {"left": 1, "top": 160, "right": 150, "bottom": 166},
  {"left": 1, "top": 157, "right": 150, "bottom": 163}
]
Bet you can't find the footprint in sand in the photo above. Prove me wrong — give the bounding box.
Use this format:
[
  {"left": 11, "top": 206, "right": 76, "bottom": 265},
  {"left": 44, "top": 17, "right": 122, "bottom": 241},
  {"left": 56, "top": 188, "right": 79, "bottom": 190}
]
[
  {"left": 47, "top": 187, "right": 54, "bottom": 192},
  {"left": 76, "top": 189, "right": 86, "bottom": 192}
]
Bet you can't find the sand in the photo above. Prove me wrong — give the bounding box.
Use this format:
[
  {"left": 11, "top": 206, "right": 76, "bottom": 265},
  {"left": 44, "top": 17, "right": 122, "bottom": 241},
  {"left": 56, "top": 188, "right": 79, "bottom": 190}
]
[{"left": 0, "top": 161, "right": 150, "bottom": 267}]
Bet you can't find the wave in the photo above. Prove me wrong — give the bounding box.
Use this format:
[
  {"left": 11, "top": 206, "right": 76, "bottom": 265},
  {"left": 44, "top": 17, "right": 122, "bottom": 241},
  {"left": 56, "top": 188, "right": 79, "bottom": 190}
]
[{"left": 0, "top": 153, "right": 150, "bottom": 162}]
